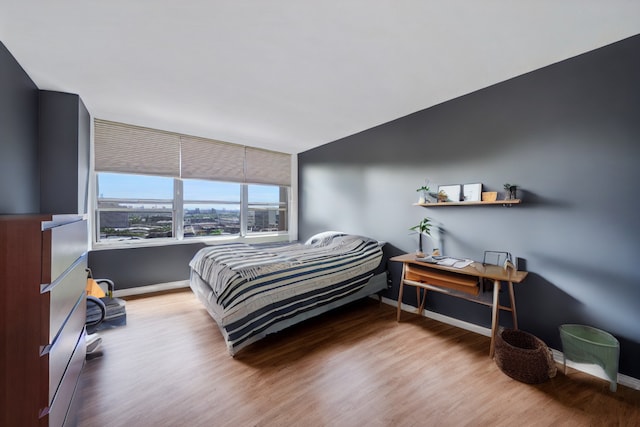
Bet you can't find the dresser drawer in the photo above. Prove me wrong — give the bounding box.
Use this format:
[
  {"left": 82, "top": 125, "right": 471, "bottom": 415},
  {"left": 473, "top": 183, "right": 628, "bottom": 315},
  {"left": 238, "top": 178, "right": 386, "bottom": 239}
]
[
  {"left": 47, "top": 294, "right": 86, "bottom": 404},
  {"left": 46, "top": 330, "right": 85, "bottom": 427},
  {"left": 44, "top": 254, "right": 88, "bottom": 341},
  {"left": 43, "top": 219, "right": 87, "bottom": 284}
]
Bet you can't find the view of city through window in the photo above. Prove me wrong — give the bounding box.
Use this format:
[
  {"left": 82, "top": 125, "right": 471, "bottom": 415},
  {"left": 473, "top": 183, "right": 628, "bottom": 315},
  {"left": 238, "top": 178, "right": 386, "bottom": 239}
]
[{"left": 96, "top": 173, "right": 288, "bottom": 242}]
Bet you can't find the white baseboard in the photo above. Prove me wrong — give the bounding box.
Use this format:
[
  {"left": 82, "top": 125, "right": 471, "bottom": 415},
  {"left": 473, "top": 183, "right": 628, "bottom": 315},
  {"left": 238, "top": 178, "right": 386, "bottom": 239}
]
[
  {"left": 379, "top": 296, "right": 492, "bottom": 337},
  {"left": 381, "top": 296, "right": 640, "bottom": 391},
  {"left": 113, "top": 280, "right": 190, "bottom": 298}
]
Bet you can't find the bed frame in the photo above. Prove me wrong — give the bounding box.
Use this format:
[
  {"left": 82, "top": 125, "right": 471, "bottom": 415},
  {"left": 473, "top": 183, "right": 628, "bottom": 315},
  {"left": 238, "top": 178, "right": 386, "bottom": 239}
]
[{"left": 190, "top": 270, "right": 388, "bottom": 356}]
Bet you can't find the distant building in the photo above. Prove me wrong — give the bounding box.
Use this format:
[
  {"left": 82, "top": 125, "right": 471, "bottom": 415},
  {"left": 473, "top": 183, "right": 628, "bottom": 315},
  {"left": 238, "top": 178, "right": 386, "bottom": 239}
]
[
  {"left": 254, "top": 210, "right": 269, "bottom": 230},
  {"left": 100, "top": 211, "right": 129, "bottom": 228}
]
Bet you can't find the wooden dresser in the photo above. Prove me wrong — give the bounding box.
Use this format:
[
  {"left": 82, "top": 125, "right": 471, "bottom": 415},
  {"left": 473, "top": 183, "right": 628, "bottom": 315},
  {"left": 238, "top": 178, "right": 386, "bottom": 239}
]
[{"left": 1, "top": 214, "right": 88, "bottom": 426}]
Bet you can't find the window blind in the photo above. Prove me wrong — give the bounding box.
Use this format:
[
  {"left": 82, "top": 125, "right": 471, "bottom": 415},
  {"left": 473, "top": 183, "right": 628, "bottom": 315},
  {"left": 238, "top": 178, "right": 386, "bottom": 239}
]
[
  {"left": 245, "top": 147, "right": 291, "bottom": 186},
  {"left": 94, "top": 119, "right": 291, "bottom": 186},
  {"left": 180, "top": 135, "right": 245, "bottom": 182},
  {"left": 94, "top": 119, "right": 181, "bottom": 177}
]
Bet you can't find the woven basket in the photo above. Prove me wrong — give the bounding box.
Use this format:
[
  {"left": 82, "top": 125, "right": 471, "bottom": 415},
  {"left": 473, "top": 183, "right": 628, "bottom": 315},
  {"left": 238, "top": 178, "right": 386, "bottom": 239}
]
[{"left": 494, "top": 329, "right": 557, "bottom": 384}]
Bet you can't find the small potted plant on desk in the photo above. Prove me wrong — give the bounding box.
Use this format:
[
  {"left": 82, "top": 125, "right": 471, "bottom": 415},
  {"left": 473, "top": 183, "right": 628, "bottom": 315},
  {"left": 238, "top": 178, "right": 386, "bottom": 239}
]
[{"left": 410, "top": 217, "right": 431, "bottom": 258}]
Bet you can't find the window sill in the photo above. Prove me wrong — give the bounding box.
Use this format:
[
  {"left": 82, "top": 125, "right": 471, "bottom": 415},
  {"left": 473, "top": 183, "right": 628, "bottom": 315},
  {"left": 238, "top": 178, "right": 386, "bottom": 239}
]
[{"left": 91, "top": 233, "right": 293, "bottom": 251}]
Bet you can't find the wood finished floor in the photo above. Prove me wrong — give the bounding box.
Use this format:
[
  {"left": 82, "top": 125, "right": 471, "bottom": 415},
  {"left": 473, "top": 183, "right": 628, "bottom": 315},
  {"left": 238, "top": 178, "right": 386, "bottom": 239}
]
[{"left": 77, "top": 289, "right": 640, "bottom": 427}]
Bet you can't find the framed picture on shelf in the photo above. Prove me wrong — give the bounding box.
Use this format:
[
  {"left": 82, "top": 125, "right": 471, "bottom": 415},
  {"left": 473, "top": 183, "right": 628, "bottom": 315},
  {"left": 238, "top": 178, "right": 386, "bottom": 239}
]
[
  {"left": 463, "top": 183, "right": 482, "bottom": 202},
  {"left": 438, "top": 184, "right": 461, "bottom": 202}
]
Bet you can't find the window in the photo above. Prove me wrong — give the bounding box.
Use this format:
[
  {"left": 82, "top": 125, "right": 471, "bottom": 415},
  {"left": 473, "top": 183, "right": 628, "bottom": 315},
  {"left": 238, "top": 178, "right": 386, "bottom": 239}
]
[
  {"left": 247, "top": 184, "right": 289, "bottom": 233},
  {"left": 183, "top": 179, "right": 241, "bottom": 238},
  {"left": 96, "top": 173, "right": 174, "bottom": 241},
  {"left": 93, "top": 119, "right": 293, "bottom": 246},
  {"left": 95, "top": 174, "right": 289, "bottom": 244}
]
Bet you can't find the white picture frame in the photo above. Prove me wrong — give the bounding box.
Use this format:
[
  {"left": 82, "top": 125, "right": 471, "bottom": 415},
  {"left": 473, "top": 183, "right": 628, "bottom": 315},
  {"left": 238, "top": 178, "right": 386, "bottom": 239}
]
[
  {"left": 463, "top": 183, "right": 482, "bottom": 202},
  {"left": 438, "top": 184, "right": 461, "bottom": 202}
]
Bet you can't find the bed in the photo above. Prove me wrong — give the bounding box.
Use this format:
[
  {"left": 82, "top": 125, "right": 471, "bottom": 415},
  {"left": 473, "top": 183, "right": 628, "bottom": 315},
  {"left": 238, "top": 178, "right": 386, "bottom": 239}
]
[{"left": 188, "top": 232, "right": 387, "bottom": 355}]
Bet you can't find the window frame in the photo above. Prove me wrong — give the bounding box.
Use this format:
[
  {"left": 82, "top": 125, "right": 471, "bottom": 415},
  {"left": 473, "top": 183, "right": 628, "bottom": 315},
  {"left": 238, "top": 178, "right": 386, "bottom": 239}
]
[
  {"left": 91, "top": 119, "right": 297, "bottom": 250},
  {"left": 92, "top": 173, "right": 292, "bottom": 249}
]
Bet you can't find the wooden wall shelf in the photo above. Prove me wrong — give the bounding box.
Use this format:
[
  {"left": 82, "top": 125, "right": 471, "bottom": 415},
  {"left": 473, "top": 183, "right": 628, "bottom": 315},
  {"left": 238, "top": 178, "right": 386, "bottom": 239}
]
[{"left": 413, "top": 199, "right": 521, "bottom": 207}]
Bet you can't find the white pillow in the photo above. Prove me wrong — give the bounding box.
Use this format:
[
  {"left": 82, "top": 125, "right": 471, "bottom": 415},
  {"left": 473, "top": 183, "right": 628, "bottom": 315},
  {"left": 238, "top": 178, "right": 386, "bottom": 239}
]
[{"left": 304, "top": 231, "right": 347, "bottom": 246}]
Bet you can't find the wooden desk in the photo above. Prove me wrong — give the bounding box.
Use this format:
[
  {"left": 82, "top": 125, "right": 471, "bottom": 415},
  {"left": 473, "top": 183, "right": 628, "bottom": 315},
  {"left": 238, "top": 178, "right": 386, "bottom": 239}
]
[{"left": 391, "top": 253, "right": 528, "bottom": 357}]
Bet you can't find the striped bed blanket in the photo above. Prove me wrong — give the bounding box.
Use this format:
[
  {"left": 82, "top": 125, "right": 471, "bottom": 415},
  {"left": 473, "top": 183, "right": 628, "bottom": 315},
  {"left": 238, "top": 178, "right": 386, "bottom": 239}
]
[{"left": 188, "top": 234, "right": 385, "bottom": 354}]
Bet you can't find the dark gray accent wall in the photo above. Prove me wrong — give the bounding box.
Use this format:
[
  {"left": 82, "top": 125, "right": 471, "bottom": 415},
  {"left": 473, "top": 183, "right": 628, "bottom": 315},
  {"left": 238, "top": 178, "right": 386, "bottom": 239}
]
[
  {"left": 298, "top": 35, "right": 640, "bottom": 378},
  {"left": 39, "top": 90, "right": 91, "bottom": 215},
  {"left": 0, "top": 41, "right": 40, "bottom": 214},
  {"left": 88, "top": 243, "right": 206, "bottom": 289}
]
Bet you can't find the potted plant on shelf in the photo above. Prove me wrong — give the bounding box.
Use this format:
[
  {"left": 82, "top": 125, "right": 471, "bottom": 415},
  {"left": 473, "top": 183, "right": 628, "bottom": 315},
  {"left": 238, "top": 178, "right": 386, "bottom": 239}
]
[
  {"left": 416, "top": 184, "right": 430, "bottom": 204},
  {"left": 504, "top": 183, "right": 518, "bottom": 200},
  {"left": 409, "top": 217, "right": 431, "bottom": 257},
  {"left": 437, "top": 190, "right": 448, "bottom": 203}
]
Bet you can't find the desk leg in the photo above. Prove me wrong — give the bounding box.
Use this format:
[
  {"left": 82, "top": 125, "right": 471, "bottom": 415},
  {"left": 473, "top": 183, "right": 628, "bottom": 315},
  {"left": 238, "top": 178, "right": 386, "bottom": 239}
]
[
  {"left": 417, "top": 288, "right": 427, "bottom": 316},
  {"left": 396, "top": 263, "right": 406, "bottom": 322},
  {"left": 489, "top": 279, "right": 501, "bottom": 358},
  {"left": 507, "top": 281, "right": 518, "bottom": 330}
]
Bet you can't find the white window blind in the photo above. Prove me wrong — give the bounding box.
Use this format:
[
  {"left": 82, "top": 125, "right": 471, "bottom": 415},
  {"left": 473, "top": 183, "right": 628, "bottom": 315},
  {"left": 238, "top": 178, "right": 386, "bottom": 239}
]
[
  {"left": 94, "top": 119, "right": 181, "bottom": 177},
  {"left": 94, "top": 119, "right": 291, "bottom": 186},
  {"left": 180, "top": 135, "right": 245, "bottom": 182}
]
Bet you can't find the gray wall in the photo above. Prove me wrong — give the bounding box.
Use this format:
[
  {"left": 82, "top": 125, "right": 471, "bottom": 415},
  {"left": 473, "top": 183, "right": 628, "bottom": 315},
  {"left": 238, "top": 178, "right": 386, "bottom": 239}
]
[
  {"left": 1, "top": 44, "right": 90, "bottom": 216},
  {"left": 39, "top": 90, "right": 90, "bottom": 215},
  {"left": 298, "top": 35, "right": 640, "bottom": 378},
  {"left": 0, "top": 42, "right": 40, "bottom": 214},
  {"left": 88, "top": 243, "right": 206, "bottom": 289}
]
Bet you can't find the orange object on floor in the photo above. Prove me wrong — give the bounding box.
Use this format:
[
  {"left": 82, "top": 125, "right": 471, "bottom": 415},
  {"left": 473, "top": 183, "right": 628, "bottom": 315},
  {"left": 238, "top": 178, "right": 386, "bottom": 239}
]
[{"left": 86, "top": 278, "right": 106, "bottom": 298}]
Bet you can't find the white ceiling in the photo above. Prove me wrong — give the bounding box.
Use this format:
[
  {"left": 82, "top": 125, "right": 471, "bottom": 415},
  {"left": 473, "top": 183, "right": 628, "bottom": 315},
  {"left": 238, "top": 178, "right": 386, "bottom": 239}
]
[{"left": 1, "top": 1, "right": 639, "bottom": 154}]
